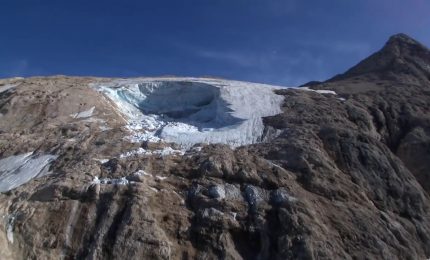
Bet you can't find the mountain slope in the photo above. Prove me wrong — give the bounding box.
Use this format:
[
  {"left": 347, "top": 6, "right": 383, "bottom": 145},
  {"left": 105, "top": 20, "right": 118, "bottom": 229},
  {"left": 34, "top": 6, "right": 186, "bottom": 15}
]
[
  {"left": 312, "top": 33, "right": 430, "bottom": 194},
  {"left": 0, "top": 34, "right": 429, "bottom": 259}
]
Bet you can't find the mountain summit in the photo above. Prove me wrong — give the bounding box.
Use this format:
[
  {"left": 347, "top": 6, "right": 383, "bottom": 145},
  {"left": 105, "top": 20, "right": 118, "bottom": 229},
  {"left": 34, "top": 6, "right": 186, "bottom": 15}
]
[
  {"left": 331, "top": 33, "right": 430, "bottom": 83},
  {"left": 0, "top": 35, "right": 430, "bottom": 259}
]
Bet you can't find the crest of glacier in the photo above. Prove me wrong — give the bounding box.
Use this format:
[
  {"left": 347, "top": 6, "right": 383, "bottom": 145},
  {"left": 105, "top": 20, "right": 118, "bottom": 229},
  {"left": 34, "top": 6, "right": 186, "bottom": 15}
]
[{"left": 93, "top": 77, "right": 285, "bottom": 148}]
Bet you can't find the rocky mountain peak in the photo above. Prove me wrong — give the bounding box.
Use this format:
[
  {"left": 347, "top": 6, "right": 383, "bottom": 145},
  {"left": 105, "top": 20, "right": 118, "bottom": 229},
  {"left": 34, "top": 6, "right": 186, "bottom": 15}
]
[
  {"left": 330, "top": 33, "right": 430, "bottom": 83},
  {"left": 383, "top": 33, "right": 430, "bottom": 57},
  {"left": 386, "top": 33, "right": 424, "bottom": 47}
]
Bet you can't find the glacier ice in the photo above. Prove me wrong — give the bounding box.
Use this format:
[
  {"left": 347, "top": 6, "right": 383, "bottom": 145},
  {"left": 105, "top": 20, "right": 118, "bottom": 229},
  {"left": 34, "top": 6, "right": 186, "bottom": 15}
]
[
  {"left": 91, "top": 176, "right": 130, "bottom": 186},
  {"left": 71, "top": 106, "right": 95, "bottom": 119},
  {"left": 300, "top": 86, "right": 337, "bottom": 95},
  {"left": 0, "top": 152, "right": 58, "bottom": 192},
  {"left": 6, "top": 215, "right": 15, "bottom": 243},
  {"left": 119, "top": 147, "right": 184, "bottom": 158},
  {"left": 0, "top": 84, "right": 17, "bottom": 94},
  {"left": 93, "top": 77, "right": 285, "bottom": 148}
]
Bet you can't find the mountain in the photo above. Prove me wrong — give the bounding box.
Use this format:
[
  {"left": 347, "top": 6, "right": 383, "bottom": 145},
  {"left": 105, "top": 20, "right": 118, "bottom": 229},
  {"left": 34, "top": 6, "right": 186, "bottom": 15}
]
[
  {"left": 311, "top": 33, "right": 430, "bottom": 193},
  {"left": 329, "top": 33, "right": 430, "bottom": 84},
  {"left": 0, "top": 34, "right": 429, "bottom": 259}
]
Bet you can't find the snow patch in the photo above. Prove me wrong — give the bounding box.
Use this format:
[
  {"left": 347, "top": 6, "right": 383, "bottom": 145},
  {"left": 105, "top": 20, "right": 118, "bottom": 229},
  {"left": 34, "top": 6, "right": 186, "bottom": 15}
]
[
  {"left": 6, "top": 215, "right": 15, "bottom": 243},
  {"left": 154, "top": 147, "right": 185, "bottom": 156},
  {"left": 155, "top": 175, "right": 167, "bottom": 181},
  {"left": 120, "top": 147, "right": 184, "bottom": 158},
  {"left": 0, "top": 84, "right": 16, "bottom": 93},
  {"left": 134, "top": 170, "right": 151, "bottom": 177},
  {"left": 93, "top": 78, "right": 285, "bottom": 148},
  {"left": 94, "top": 158, "right": 110, "bottom": 164},
  {"left": 71, "top": 106, "right": 95, "bottom": 119},
  {"left": 119, "top": 148, "right": 146, "bottom": 158},
  {"left": 91, "top": 176, "right": 130, "bottom": 185},
  {"left": 91, "top": 169, "right": 157, "bottom": 186},
  {"left": 300, "top": 86, "right": 337, "bottom": 95},
  {"left": 0, "top": 152, "right": 58, "bottom": 192},
  {"left": 99, "top": 125, "right": 112, "bottom": 132},
  {"left": 148, "top": 187, "right": 159, "bottom": 193},
  {"left": 231, "top": 212, "right": 237, "bottom": 221},
  {"left": 190, "top": 146, "right": 202, "bottom": 152}
]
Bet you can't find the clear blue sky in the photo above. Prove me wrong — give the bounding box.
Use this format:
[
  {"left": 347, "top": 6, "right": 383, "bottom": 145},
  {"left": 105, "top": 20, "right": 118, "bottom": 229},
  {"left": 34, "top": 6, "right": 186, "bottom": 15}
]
[{"left": 1, "top": 0, "right": 429, "bottom": 86}]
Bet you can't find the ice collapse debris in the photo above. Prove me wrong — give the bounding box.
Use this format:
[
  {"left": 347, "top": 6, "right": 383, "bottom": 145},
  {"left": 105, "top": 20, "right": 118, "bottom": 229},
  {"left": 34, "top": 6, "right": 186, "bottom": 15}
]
[
  {"left": 70, "top": 106, "right": 96, "bottom": 119},
  {"left": 91, "top": 176, "right": 130, "bottom": 186},
  {"left": 0, "top": 84, "right": 17, "bottom": 94},
  {"left": 93, "top": 77, "right": 285, "bottom": 149},
  {"left": 0, "top": 152, "right": 58, "bottom": 192},
  {"left": 299, "top": 86, "right": 337, "bottom": 95},
  {"left": 90, "top": 169, "right": 154, "bottom": 187},
  {"left": 119, "top": 147, "right": 185, "bottom": 159}
]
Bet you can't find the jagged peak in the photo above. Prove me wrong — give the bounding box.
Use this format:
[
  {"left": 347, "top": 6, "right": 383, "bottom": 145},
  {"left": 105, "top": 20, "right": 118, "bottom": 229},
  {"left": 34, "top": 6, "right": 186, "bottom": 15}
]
[
  {"left": 328, "top": 33, "right": 430, "bottom": 82},
  {"left": 386, "top": 33, "right": 422, "bottom": 46},
  {"left": 382, "top": 33, "right": 429, "bottom": 55}
]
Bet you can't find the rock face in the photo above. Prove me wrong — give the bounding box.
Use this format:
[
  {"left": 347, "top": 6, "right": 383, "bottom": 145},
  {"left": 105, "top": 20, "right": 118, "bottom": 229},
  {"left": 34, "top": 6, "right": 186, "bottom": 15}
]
[{"left": 0, "top": 34, "right": 429, "bottom": 259}]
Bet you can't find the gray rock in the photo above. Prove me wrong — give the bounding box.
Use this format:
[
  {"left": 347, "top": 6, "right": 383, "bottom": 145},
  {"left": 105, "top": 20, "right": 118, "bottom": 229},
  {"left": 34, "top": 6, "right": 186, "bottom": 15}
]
[
  {"left": 270, "top": 188, "right": 297, "bottom": 206},
  {"left": 208, "top": 185, "right": 225, "bottom": 199}
]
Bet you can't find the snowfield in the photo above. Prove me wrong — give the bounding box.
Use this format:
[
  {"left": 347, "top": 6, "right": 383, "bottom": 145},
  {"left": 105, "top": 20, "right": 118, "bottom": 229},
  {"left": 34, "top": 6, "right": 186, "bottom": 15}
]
[{"left": 93, "top": 77, "right": 286, "bottom": 148}]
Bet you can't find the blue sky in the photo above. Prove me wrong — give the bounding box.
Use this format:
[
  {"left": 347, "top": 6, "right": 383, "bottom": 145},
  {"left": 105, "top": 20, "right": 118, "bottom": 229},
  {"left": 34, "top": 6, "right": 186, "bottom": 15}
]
[{"left": 1, "top": 0, "right": 429, "bottom": 86}]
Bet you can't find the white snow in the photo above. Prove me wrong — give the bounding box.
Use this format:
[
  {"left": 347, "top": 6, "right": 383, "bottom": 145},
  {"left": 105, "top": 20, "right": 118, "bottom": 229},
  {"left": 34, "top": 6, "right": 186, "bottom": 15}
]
[
  {"left": 156, "top": 147, "right": 185, "bottom": 156},
  {"left": 6, "top": 215, "right": 15, "bottom": 243},
  {"left": 0, "top": 84, "right": 16, "bottom": 93},
  {"left": 71, "top": 106, "right": 95, "bottom": 119},
  {"left": 231, "top": 212, "right": 237, "bottom": 221},
  {"left": 99, "top": 125, "right": 112, "bottom": 132},
  {"left": 300, "top": 86, "right": 337, "bottom": 95},
  {"left": 119, "top": 147, "right": 185, "bottom": 158},
  {"left": 91, "top": 176, "right": 130, "bottom": 185},
  {"left": 0, "top": 152, "right": 58, "bottom": 192},
  {"left": 134, "top": 170, "right": 151, "bottom": 177},
  {"left": 90, "top": 176, "right": 101, "bottom": 185},
  {"left": 93, "top": 77, "right": 285, "bottom": 148},
  {"left": 106, "top": 177, "right": 129, "bottom": 185},
  {"left": 190, "top": 146, "right": 202, "bottom": 152},
  {"left": 93, "top": 158, "right": 109, "bottom": 164},
  {"left": 119, "top": 147, "right": 147, "bottom": 158},
  {"left": 148, "top": 187, "right": 159, "bottom": 193},
  {"left": 155, "top": 175, "right": 168, "bottom": 181}
]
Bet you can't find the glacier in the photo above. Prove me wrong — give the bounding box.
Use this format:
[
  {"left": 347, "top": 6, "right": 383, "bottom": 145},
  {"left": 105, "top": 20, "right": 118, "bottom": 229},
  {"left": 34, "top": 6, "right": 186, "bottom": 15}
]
[{"left": 93, "top": 77, "right": 285, "bottom": 148}]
